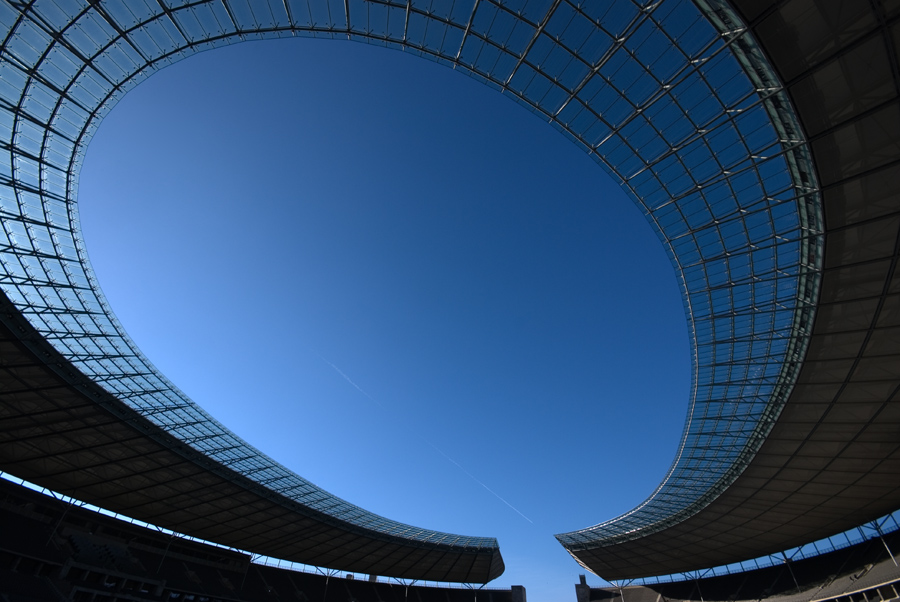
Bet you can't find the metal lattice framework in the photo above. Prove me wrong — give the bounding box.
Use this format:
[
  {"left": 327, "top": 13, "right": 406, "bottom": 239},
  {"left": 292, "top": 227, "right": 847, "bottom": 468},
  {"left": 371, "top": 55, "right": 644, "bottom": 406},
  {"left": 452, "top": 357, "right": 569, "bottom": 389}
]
[{"left": 2, "top": 0, "right": 872, "bottom": 583}]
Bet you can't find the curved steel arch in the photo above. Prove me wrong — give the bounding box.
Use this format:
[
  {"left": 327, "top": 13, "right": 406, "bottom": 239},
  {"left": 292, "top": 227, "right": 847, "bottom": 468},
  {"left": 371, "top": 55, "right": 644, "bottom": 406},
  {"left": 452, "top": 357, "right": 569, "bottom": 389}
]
[{"left": 0, "top": 0, "right": 828, "bottom": 581}]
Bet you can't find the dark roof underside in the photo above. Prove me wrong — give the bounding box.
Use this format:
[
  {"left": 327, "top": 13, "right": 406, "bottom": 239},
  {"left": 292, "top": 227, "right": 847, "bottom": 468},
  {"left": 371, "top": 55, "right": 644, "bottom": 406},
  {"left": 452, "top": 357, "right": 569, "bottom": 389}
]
[
  {"left": 0, "top": 0, "right": 896, "bottom": 584},
  {"left": 569, "top": 0, "right": 900, "bottom": 579},
  {"left": 0, "top": 297, "right": 503, "bottom": 583}
]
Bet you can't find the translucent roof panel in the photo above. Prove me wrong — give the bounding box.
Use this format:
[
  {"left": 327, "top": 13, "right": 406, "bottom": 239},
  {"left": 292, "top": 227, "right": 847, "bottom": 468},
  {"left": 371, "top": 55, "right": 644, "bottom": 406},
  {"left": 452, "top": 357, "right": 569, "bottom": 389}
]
[{"left": 0, "top": 0, "right": 822, "bottom": 581}]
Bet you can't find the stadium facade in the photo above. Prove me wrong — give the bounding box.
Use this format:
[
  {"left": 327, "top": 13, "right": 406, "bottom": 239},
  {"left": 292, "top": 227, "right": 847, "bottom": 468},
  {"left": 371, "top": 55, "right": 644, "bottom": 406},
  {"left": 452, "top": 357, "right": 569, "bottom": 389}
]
[{"left": 0, "top": 0, "right": 897, "bottom": 590}]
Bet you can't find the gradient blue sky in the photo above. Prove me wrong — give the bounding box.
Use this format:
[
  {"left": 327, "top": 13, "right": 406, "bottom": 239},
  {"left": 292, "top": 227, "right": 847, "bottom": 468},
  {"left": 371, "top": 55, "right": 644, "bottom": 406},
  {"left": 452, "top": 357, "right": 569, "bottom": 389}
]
[{"left": 78, "top": 38, "right": 690, "bottom": 601}]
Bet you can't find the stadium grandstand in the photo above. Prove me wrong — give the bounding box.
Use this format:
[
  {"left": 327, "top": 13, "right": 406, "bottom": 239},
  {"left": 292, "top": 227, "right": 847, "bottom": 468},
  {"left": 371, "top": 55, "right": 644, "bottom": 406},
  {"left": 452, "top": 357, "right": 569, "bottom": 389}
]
[
  {"left": 0, "top": 476, "right": 526, "bottom": 601},
  {"left": 0, "top": 0, "right": 897, "bottom": 600},
  {"left": 576, "top": 528, "right": 900, "bottom": 602}
]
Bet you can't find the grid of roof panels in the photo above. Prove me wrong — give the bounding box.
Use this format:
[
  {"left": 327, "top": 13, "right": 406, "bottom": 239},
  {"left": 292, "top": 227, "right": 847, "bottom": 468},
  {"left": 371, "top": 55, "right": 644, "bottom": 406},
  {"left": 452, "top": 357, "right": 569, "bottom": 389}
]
[
  {"left": 0, "top": 301, "right": 503, "bottom": 583},
  {"left": 0, "top": 0, "right": 819, "bottom": 572},
  {"left": 555, "top": 0, "right": 900, "bottom": 579}
]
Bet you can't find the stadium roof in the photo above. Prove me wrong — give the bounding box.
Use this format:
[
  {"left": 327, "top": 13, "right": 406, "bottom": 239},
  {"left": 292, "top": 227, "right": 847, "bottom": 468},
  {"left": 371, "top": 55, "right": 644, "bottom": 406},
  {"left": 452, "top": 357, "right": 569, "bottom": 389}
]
[
  {"left": 0, "top": 0, "right": 896, "bottom": 583},
  {"left": 0, "top": 297, "right": 504, "bottom": 582},
  {"left": 556, "top": 0, "right": 900, "bottom": 578}
]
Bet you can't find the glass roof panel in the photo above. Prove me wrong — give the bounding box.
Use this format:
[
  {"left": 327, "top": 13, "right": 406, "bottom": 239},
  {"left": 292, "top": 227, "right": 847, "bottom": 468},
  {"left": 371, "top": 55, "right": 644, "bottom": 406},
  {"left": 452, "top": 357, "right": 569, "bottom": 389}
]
[{"left": 0, "top": 0, "right": 822, "bottom": 577}]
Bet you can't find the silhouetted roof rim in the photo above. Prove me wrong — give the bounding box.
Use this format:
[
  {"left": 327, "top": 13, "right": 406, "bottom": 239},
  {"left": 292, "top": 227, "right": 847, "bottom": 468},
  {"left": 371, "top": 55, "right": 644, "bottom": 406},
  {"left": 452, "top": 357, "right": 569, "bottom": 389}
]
[
  {"left": 557, "top": 0, "right": 823, "bottom": 551},
  {"left": 5, "top": 0, "right": 893, "bottom": 583},
  {"left": 557, "top": 0, "right": 900, "bottom": 578}
]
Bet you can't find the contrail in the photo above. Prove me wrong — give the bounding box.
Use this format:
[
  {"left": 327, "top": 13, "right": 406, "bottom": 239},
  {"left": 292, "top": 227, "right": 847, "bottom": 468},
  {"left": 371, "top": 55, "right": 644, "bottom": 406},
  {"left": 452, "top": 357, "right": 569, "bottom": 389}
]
[
  {"left": 318, "top": 354, "right": 533, "bottom": 524},
  {"left": 421, "top": 438, "right": 533, "bottom": 524},
  {"left": 317, "top": 354, "right": 384, "bottom": 409}
]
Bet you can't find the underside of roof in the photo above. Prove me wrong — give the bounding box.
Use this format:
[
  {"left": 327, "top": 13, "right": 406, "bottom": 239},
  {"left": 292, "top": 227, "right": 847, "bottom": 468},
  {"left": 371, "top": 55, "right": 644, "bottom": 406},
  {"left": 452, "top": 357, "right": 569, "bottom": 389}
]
[
  {"left": 0, "top": 0, "right": 896, "bottom": 584},
  {"left": 0, "top": 292, "right": 503, "bottom": 583},
  {"left": 563, "top": 0, "right": 900, "bottom": 578}
]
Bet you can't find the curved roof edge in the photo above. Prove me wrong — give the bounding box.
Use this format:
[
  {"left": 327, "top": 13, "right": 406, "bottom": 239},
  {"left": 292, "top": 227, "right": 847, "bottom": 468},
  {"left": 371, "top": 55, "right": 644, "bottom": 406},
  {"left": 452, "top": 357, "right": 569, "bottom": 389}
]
[
  {"left": 556, "top": 0, "right": 823, "bottom": 553},
  {"left": 2, "top": 0, "right": 895, "bottom": 585},
  {"left": 0, "top": 0, "right": 808, "bottom": 579},
  {"left": 557, "top": 0, "right": 900, "bottom": 579},
  {"left": 0, "top": 288, "right": 504, "bottom": 583}
]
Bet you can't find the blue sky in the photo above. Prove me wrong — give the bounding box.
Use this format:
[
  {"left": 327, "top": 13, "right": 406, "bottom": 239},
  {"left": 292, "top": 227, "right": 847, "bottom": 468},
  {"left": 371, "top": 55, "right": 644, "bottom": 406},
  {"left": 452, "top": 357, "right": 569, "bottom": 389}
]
[{"left": 78, "top": 38, "right": 690, "bottom": 601}]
